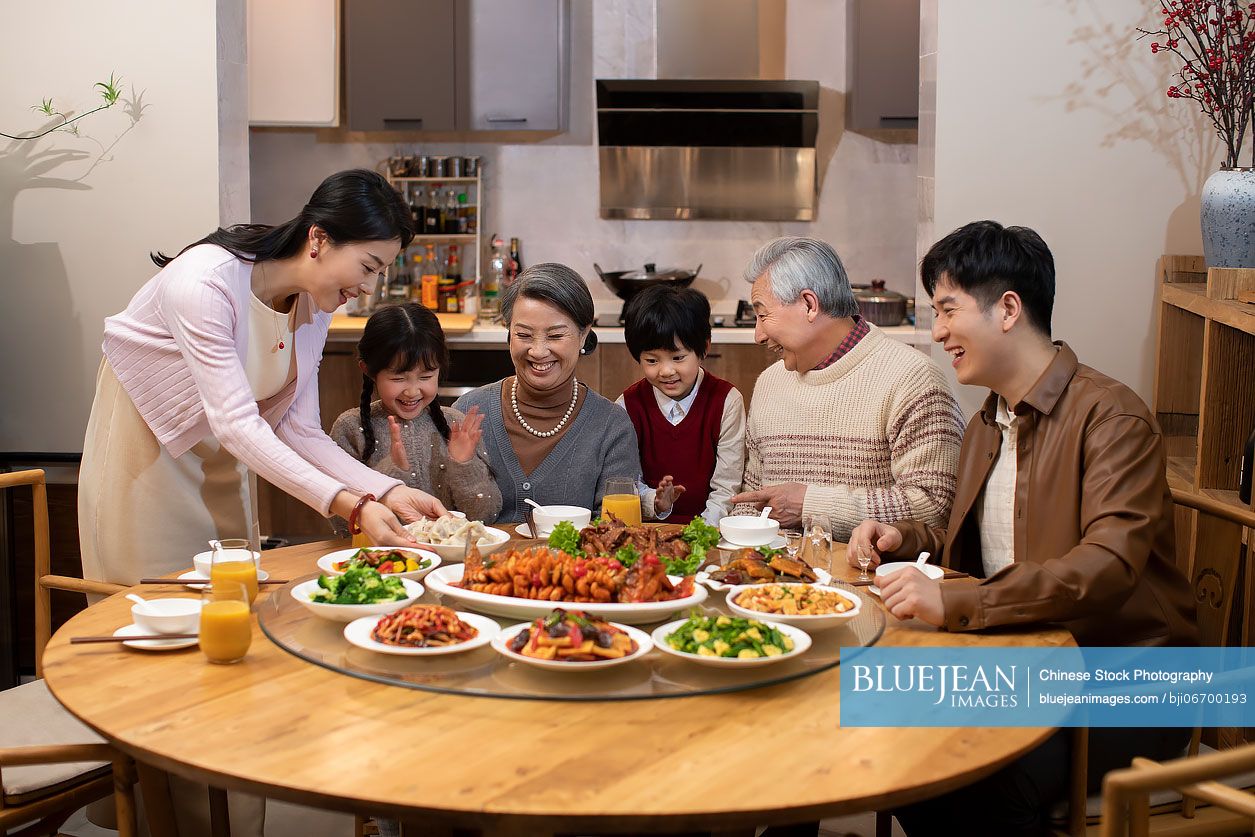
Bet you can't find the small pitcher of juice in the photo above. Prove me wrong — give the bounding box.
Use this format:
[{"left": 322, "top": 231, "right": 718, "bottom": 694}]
[
  {"left": 209, "top": 538, "right": 260, "bottom": 604},
  {"left": 601, "top": 477, "right": 642, "bottom": 526},
  {"left": 199, "top": 580, "right": 252, "bottom": 664}
]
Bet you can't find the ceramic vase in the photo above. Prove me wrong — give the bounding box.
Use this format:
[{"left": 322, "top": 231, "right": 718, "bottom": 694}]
[{"left": 1201, "top": 166, "right": 1255, "bottom": 268}]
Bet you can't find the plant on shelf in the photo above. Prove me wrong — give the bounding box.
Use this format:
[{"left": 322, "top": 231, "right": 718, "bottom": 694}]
[{"left": 2, "top": 73, "right": 123, "bottom": 140}]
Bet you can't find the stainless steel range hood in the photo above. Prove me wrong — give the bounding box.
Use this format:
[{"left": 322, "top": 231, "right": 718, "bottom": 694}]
[{"left": 596, "top": 79, "right": 819, "bottom": 221}]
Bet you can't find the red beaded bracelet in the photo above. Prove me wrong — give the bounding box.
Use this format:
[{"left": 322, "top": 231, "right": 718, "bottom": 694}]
[{"left": 348, "top": 493, "right": 377, "bottom": 535}]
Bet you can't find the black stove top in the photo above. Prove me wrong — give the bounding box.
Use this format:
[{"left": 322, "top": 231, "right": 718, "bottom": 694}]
[{"left": 595, "top": 301, "right": 756, "bottom": 329}]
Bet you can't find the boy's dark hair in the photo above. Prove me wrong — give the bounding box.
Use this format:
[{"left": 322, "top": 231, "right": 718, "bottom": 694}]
[
  {"left": 623, "top": 284, "right": 712, "bottom": 361},
  {"left": 356, "top": 303, "right": 450, "bottom": 463},
  {"left": 920, "top": 220, "right": 1055, "bottom": 335}
]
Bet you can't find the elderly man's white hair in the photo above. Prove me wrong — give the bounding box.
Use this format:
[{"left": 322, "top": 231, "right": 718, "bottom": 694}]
[{"left": 744, "top": 236, "right": 859, "bottom": 319}]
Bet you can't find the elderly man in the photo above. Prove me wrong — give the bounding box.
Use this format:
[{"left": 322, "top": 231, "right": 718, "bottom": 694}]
[{"left": 729, "top": 236, "right": 962, "bottom": 541}]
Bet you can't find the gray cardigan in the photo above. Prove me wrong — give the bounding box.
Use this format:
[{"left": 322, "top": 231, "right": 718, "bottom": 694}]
[{"left": 454, "top": 380, "right": 642, "bottom": 524}]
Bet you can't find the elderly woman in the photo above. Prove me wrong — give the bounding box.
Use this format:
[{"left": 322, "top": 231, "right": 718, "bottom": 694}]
[{"left": 454, "top": 263, "right": 641, "bottom": 523}]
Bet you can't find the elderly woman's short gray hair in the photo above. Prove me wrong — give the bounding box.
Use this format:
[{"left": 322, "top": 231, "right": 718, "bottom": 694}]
[
  {"left": 500, "top": 262, "right": 598, "bottom": 352},
  {"left": 743, "top": 236, "right": 858, "bottom": 319}
]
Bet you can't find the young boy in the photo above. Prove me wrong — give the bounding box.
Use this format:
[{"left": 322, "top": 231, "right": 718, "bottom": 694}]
[{"left": 616, "top": 284, "right": 746, "bottom": 525}]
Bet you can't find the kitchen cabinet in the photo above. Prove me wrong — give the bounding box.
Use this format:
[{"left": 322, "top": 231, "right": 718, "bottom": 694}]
[
  {"left": 345, "top": 0, "right": 569, "bottom": 133},
  {"left": 848, "top": 0, "right": 920, "bottom": 131},
  {"left": 248, "top": 0, "right": 340, "bottom": 126}
]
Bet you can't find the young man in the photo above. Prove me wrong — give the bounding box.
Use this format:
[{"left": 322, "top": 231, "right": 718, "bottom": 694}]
[{"left": 848, "top": 220, "right": 1197, "bottom": 835}]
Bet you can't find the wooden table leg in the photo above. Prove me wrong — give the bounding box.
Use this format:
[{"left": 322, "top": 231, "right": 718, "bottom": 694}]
[
  {"left": 208, "top": 785, "right": 231, "bottom": 837},
  {"left": 135, "top": 761, "right": 180, "bottom": 837}
]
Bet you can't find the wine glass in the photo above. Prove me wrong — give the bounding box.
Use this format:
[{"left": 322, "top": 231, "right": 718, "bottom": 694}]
[
  {"left": 199, "top": 580, "right": 252, "bottom": 664},
  {"left": 854, "top": 542, "right": 874, "bottom": 582}
]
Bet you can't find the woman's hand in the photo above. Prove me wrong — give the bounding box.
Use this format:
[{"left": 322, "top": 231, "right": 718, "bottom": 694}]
[
  {"left": 447, "top": 406, "right": 485, "bottom": 464},
  {"left": 387, "top": 416, "right": 411, "bottom": 471},
  {"left": 381, "top": 485, "right": 448, "bottom": 523},
  {"left": 654, "top": 475, "right": 687, "bottom": 514},
  {"left": 846, "top": 519, "right": 902, "bottom": 569},
  {"left": 357, "top": 500, "right": 419, "bottom": 548}
]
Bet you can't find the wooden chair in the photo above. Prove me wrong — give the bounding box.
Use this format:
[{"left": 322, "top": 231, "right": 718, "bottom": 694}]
[
  {"left": 1100, "top": 742, "right": 1255, "bottom": 837},
  {"left": 1062, "top": 488, "right": 1255, "bottom": 836},
  {"left": 0, "top": 468, "right": 137, "bottom": 836}
]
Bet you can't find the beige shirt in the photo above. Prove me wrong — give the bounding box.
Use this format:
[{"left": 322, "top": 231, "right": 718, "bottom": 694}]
[
  {"left": 615, "top": 368, "right": 747, "bottom": 525},
  {"left": 977, "top": 396, "right": 1017, "bottom": 578},
  {"left": 244, "top": 293, "right": 295, "bottom": 401}
]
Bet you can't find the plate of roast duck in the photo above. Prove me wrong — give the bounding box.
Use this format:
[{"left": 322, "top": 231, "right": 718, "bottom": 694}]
[{"left": 697, "top": 549, "right": 832, "bottom": 592}]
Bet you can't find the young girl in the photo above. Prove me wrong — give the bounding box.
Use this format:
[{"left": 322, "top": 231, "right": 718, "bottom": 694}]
[{"left": 331, "top": 303, "right": 502, "bottom": 523}]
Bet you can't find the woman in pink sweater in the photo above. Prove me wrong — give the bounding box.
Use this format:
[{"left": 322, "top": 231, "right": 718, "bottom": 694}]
[{"left": 80, "top": 169, "right": 446, "bottom": 588}]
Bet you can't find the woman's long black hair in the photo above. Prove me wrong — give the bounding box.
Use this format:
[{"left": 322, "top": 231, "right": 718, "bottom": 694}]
[
  {"left": 357, "top": 303, "right": 451, "bottom": 463},
  {"left": 151, "top": 169, "right": 414, "bottom": 267}
]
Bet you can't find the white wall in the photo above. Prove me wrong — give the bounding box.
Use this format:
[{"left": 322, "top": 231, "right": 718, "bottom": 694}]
[
  {"left": 0, "top": 0, "right": 247, "bottom": 452},
  {"left": 931, "top": 0, "right": 1217, "bottom": 414}
]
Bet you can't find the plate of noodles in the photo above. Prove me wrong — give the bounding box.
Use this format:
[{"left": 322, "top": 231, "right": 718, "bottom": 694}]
[
  {"left": 403, "top": 513, "right": 511, "bottom": 563},
  {"left": 342, "top": 605, "right": 499, "bottom": 656}
]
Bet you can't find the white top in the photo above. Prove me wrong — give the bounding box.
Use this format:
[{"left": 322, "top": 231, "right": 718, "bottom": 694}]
[
  {"left": 245, "top": 293, "right": 296, "bottom": 401},
  {"left": 615, "top": 369, "right": 748, "bottom": 526},
  {"left": 977, "top": 396, "right": 1018, "bottom": 578}
]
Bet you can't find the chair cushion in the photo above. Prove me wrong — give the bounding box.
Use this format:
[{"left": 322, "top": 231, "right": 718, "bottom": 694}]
[{"left": 0, "top": 679, "right": 110, "bottom": 805}]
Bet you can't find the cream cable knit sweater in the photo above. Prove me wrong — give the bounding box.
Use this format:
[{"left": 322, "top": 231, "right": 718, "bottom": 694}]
[{"left": 735, "top": 325, "right": 963, "bottom": 541}]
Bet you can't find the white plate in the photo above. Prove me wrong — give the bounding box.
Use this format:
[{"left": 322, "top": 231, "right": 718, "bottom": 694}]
[
  {"left": 651, "top": 617, "right": 811, "bottom": 668},
  {"left": 515, "top": 523, "right": 539, "bottom": 538},
  {"left": 290, "top": 577, "right": 424, "bottom": 623},
  {"left": 113, "top": 623, "right": 198, "bottom": 651},
  {"left": 492, "top": 620, "right": 654, "bottom": 671},
  {"left": 696, "top": 563, "right": 832, "bottom": 592},
  {"left": 424, "top": 564, "right": 707, "bottom": 626},
  {"left": 177, "top": 568, "right": 270, "bottom": 590},
  {"left": 407, "top": 526, "right": 512, "bottom": 563},
  {"left": 317, "top": 547, "right": 440, "bottom": 582},
  {"left": 717, "top": 535, "right": 787, "bottom": 551},
  {"left": 725, "top": 583, "right": 861, "bottom": 630},
  {"left": 868, "top": 584, "right": 882, "bottom": 598},
  {"left": 342, "top": 610, "right": 499, "bottom": 656}
]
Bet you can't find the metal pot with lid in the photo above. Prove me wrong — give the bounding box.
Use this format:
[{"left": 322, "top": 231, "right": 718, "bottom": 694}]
[
  {"left": 854, "top": 280, "right": 909, "bottom": 327},
  {"left": 593, "top": 262, "right": 702, "bottom": 302}
]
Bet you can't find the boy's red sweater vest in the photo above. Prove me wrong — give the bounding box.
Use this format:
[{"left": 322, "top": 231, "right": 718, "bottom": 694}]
[{"left": 621, "top": 372, "right": 733, "bottom": 524}]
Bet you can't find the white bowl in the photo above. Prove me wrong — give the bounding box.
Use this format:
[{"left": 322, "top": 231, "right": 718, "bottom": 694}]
[
  {"left": 409, "top": 525, "right": 512, "bottom": 564},
  {"left": 718, "top": 515, "right": 781, "bottom": 547},
  {"left": 131, "top": 598, "right": 202, "bottom": 635},
  {"left": 874, "top": 561, "right": 945, "bottom": 583},
  {"left": 650, "top": 617, "right": 811, "bottom": 668},
  {"left": 424, "top": 563, "right": 708, "bottom": 626},
  {"left": 193, "top": 549, "right": 261, "bottom": 578},
  {"left": 725, "top": 583, "right": 861, "bottom": 631},
  {"left": 492, "top": 620, "right": 653, "bottom": 671},
  {"left": 530, "top": 505, "right": 592, "bottom": 538},
  {"left": 317, "top": 547, "right": 440, "bottom": 582},
  {"left": 290, "top": 577, "right": 424, "bottom": 623},
  {"left": 343, "top": 610, "right": 499, "bottom": 656}
]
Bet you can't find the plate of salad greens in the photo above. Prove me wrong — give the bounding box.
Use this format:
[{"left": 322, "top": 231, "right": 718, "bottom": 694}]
[
  {"left": 651, "top": 613, "right": 811, "bottom": 668},
  {"left": 291, "top": 564, "right": 424, "bottom": 623}
]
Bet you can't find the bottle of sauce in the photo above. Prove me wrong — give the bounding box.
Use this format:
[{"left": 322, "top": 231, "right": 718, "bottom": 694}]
[
  {"left": 424, "top": 185, "right": 442, "bottom": 236},
  {"left": 387, "top": 254, "right": 410, "bottom": 305},
  {"left": 409, "top": 186, "right": 426, "bottom": 232},
  {"left": 420, "top": 245, "right": 441, "bottom": 310},
  {"left": 458, "top": 191, "right": 476, "bottom": 233},
  {"left": 508, "top": 237, "right": 523, "bottom": 282},
  {"left": 444, "top": 188, "right": 461, "bottom": 233},
  {"left": 482, "top": 235, "right": 507, "bottom": 319},
  {"left": 440, "top": 245, "right": 461, "bottom": 313}
]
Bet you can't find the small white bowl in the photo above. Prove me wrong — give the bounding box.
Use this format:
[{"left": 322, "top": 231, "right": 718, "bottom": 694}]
[
  {"left": 718, "top": 515, "right": 781, "bottom": 547},
  {"left": 317, "top": 547, "right": 440, "bottom": 582},
  {"left": 530, "top": 505, "right": 592, "bottom": 538},
  {"left": 409, "top": 525, "right": 512, "bottom": 563},
  {"left": 875, "top": 561, "right": 945, "bottom": 584},
  {"left": 725, "top": 583, "right": 861, "bottom": 631},
  {"left": 290, "top": 577, "right": 423, "bottom": 623},
  {"left": 193, "top": 549, "right": 261, "bottom": 578},
  {"left": 131, "top": 598, "right": 202, "bottom": 635}
]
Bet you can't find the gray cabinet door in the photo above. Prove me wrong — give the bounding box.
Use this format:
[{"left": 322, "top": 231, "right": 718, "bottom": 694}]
[
  {"left": 346, "top": 0, "right": 457, "bottom": 131},
  {"left": 458, "top": 0, "right": 567, "bottom": 132}
]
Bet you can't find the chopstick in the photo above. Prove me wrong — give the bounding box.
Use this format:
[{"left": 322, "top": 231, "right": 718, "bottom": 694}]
[
  {"left": 847, "top": 570, "right": 971, "bottom": 588},
  {"left": 72, "top": 634, "right": 198, "bottom": 644},
  {"left": 137, "top": 578, "right": 289, "bottom": 586}
]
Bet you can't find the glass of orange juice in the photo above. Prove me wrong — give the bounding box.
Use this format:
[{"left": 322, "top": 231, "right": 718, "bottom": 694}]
[
  {"left": 351, "top": 530, "right": 373, "bottom": 549},
  {"left": 601, "top": 477, "right": 642, "bottom": 526},
  {"left": 199, "top": 580, "right": 252, "bottom": 664},
  {"left": 210, "top": 538, "right": 259, "bottom": 605}
]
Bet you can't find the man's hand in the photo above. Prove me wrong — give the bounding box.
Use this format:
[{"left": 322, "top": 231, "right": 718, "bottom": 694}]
[
  {"left": 654, "top": 475, "right": 687, "bottom": 514},
  {"left": 728, "top": 483, "right": 806, "bottom": 527},
  {"left": 387, "top": 415, "right": 411, "bottom": 471},
  {"left": 447, "top": 406, "right": 485, "bottom": 464},
  {"left": 381, "top": 486, "right": 448, "bottom": 524},
  {"left": 846, "top": 519, "right": 903, "bottom": 568},
  {"left": 879, "top": 567, "right": 945, "bottom": 626}
]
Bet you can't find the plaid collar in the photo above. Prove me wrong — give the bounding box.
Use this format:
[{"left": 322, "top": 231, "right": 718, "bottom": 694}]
[{"left": 811, "top": 316, "right": 869, "bottom": 371}]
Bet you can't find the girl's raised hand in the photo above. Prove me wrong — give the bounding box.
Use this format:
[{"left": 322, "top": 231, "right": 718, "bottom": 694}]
[
  {"left": 448, "top": 406, "right": 485, "bottom": 463},
  {"left": 387, "top": 415, "right": 411, "bottom": 471}
]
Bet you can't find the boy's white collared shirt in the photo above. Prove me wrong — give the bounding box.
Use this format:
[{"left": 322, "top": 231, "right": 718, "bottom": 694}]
[{"left": 653, "top": 368, "right": 705, "bottom": 425}]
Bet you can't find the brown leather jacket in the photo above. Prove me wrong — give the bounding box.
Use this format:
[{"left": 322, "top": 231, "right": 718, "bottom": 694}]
[{"left": 889, "top": 343, "right": 1197, "bottom": 647}]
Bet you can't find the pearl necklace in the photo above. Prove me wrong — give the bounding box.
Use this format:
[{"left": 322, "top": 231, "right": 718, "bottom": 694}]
[{"left": 511, "top": 376, "right": 579, "bottom": 438}]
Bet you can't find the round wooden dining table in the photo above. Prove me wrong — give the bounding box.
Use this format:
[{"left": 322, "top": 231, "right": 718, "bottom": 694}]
[{"left": 42, "top": 536, "right": 1073, "bottom": 835}]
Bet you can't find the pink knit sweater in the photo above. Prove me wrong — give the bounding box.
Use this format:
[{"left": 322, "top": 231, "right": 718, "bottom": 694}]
[{"left": 102, "top": 244, "right": 400, "bottom": 514}]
